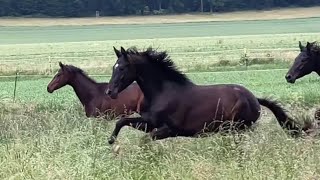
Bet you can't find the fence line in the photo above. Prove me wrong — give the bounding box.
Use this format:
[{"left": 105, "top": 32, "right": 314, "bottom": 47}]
[
  {"left": 0, "top": 55, "right": 292, "bottom": 64},
  {"left": 0, "top": 68, "right": 288, "bottom": 79},
  {"left": 0, "top": 48, "right": 299, "bottom": 62}
]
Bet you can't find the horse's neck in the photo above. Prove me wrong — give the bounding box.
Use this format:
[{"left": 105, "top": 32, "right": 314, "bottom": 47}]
[
  {"left": 69, "top": 74, "right": 98, "bottom": 106},
  {"left": 136, "top": 73, "right": 191, "bottom": 104},
  {"left": 315, "top": 55, "right": 320, "bottom": 76}
]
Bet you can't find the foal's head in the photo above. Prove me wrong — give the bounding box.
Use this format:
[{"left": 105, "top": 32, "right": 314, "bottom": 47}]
[
  {"left": 286, "top": 41, "right": 320, "bottom": 83},
  {"left": 47, "top": 62, "right": 79, "bottom": 93}
]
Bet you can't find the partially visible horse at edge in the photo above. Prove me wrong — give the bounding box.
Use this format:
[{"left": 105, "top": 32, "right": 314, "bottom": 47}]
[
  {"left": 285, "top": 41, "right": 320, "bottom": 83},
  {"left": 106, "top": 46, "right": 310, "bottom": 145},
  {"left": 47, "top": 62, "right": 145, "bottom": 118}
]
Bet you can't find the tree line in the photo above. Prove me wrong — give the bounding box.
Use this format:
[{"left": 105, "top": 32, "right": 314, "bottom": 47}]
[{"left": 0, "top": 0, "right": 319, "bottom": 17}]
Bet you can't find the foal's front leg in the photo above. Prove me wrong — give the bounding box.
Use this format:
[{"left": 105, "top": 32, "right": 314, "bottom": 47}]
[{"left": 108, "top": 117, "right": 154, "bottom": 144}]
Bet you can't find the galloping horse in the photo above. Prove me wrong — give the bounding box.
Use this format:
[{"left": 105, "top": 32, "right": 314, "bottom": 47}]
[
  {"left": 106, "top": 47, "right": 306, "bottom": 144},
  {"left": 47, "top": 62, "right": 145, "bottom": 118},
  {"left": 286, "top": 41, "right": 320, "bottom": 83}
]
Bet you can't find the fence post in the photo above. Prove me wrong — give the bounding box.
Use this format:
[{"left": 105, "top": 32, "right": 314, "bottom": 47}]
[
  {"left": 48, "top": 56, "right": 52, "bottom": 74},
  {"left": 244, "top": 48, "right": 248, "bottom": 70},
  {"left": 13, "top": 71, "right": 18, "bottom": 103}
]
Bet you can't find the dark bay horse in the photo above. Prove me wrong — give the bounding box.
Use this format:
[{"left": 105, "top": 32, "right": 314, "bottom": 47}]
[
  {"left": 106, "top": 47, "right": 306, "bottom": 145},
  {"left": 285, "top": 41, "right": 320, "bottom": 83},
  {"left": 47, "top": 62, "right": 145, "bottom": 118}
]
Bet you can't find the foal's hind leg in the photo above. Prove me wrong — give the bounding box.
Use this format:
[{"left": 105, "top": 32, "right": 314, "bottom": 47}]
[{"left": 108, "top": 117, "right": 154, "bottom": 144}]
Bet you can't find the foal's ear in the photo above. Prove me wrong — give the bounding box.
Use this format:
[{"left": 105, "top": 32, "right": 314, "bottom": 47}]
[
  {"left": 120, "top": 46, "right": 128, "bottom": 59},
  {"left": 299, "top": 41, "right": 304, "bottom": 52},
  {"left": 113, "top": 46, "right": 121, "bottom": 58}
]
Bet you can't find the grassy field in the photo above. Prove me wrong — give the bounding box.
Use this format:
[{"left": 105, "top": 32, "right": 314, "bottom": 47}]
[
  {"left": 1, "top": 18, "right": 320, "bottom": 76},
  {"left": 1, "top": 12, "right": 320, "bottom": 179},
  {"left": 1, "top": 69, "right": 320, "bottom": 179}
]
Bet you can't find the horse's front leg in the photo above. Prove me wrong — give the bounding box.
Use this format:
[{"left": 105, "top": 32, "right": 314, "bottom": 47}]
[{"left": 108, "top": 116, "right": 154, "bottom": 144}]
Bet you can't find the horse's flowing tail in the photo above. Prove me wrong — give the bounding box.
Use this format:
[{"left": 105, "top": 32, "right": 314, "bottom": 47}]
[{"left": 257, "top": 98, "right": 302, "bottom": 136}]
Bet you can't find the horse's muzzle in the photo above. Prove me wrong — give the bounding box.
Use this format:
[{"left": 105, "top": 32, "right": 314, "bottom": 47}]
[
  {"left": 285, "top": 74, "right": 295, "bottom": 84},
  {"left": 106, "top": 88, "right": 118, "bottom": 99}
]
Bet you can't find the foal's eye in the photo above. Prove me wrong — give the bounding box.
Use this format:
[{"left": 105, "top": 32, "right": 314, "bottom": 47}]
[{"left": 119, "top": 67, "right": 124, "bottom": 71}]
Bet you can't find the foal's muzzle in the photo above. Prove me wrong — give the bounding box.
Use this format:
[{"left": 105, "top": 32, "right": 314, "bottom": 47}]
[{"left": 47, "top": 86, "right": 54, "bottom": 93}]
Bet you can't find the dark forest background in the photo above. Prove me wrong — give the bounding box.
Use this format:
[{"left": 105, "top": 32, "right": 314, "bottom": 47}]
[{"left": 0, "top": 0, "right": 319, "bottom": 17}]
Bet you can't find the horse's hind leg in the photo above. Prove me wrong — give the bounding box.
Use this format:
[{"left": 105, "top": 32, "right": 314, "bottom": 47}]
[{"left": 150, "top": 125, "right": 172, "bottom": 140}]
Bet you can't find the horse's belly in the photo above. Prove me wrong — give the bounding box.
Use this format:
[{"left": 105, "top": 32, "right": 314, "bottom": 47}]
[{"left": 175, "top": 92, "right": 259, "bottom": 132}]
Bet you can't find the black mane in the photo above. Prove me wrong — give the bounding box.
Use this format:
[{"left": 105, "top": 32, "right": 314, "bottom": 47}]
[
  {"left": 308, "top": 41, "right": 320, "bottom": 53},
  {"left": 64, "top": 65, "right": 97, "bottom": 84},
  {"left": 126, "top": 47, "right": 192, "bottom": 85}
]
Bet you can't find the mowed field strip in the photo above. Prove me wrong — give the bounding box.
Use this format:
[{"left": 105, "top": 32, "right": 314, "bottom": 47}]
[
  {"left": 1, "top": 17, "right": 320, "bottom": 76},
  {"left": 1, "top": 6, "right": 320, "bottom": 26}
]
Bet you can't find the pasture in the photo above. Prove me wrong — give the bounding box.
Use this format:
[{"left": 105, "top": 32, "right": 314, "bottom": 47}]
[{"left": 1, "top": 14, "right": 320, "bottom": 179}]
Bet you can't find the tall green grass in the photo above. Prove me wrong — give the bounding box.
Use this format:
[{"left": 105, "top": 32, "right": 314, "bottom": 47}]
[{"left": 0, "top": 100, "right": 320, "bottom": 179}]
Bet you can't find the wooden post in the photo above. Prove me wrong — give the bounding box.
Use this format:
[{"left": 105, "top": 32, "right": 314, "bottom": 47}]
[
  {"left": 200, "top": 0, "right": 204, "bottom": 12},
  {"left": 13, "top": 71, "right": 18, "bottom": 103},
  {"left": 48, "top": 56, "right": 52, "bottom": 74},
  {"left": 244, "top": 48, "right": 248, "bottom": 70}
]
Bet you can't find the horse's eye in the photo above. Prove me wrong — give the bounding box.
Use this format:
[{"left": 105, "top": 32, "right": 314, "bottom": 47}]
[{"left": 119, "top": 67, "right": 124, "bottom": 71}]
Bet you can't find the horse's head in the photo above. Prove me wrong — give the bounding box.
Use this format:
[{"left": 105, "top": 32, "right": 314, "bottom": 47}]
[
  {"left": 285, "top": 41, "right": 318, "bottom": 84},
  {"left": 106, "top": 47, "right": 137, "bottom": 99},
  {"left": 47, "top": 62, "right": 74, "bottom": 93}
]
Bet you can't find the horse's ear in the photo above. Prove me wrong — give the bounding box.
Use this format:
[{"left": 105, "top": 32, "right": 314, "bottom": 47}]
[
  {"left": 120, "top": 46, "right": 128, "bottom": 59},
  {"left": 59, "top": 62, "right": 64, "bottom": 69},
  {"left": 299, "top": 41, "right": 304, "bottom": 52},
  {"left": 113, "top": 46, "right": 121, "bottom": 58},
  {"left": 306, "top": 42, "right": 311, "bottom": 52}
]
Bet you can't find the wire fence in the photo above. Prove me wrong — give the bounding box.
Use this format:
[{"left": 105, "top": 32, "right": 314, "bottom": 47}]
[
  {"left": 2, "top": 68, "right": 289, "bottom": 103},
  {"left": 1, "top": 47, "right": 294, "bottom": 102},
  {"left": 0, "top": 47, "right": 295, "bottom": 78}
]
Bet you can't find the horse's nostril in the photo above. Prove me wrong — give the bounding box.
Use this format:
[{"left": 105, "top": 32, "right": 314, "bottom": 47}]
[
  {"left": 286, "top": 74, "right": 292, "bottom": 79},
  {"left": 106, "top": 89, "right": 111, "bottom": 95}
]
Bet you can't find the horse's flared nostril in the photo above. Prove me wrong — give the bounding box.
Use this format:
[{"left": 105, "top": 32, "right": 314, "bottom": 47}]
[
  {"left": 285, "top": 74, "right": 292, "bottom": 80},
  {"left": 106, "top": 88, "right": 111, "bottom": 95}
]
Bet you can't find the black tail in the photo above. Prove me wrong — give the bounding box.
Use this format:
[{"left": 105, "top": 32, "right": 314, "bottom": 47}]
[{"left": 257, "top": 98, "right": 302, "bottom": 136}]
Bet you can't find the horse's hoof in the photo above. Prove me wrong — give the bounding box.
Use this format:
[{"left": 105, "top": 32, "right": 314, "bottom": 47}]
[
  {"left": 112, "top": 145, "right": 120, "bottom": 154},
  {"left": 108, "top": 137, "right": 115, "bottom": 144}
]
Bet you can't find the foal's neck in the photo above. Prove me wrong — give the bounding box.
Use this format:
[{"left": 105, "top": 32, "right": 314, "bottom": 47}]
[{"left": 68, "top": 73, "right": 99, "bottom": 106}]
